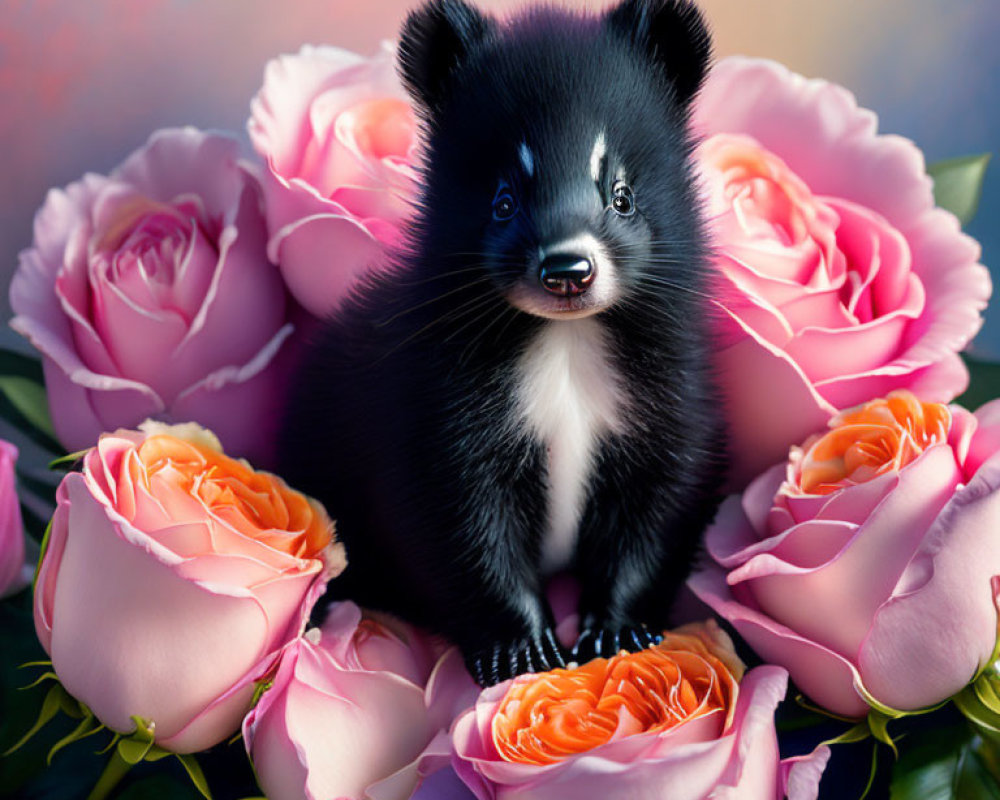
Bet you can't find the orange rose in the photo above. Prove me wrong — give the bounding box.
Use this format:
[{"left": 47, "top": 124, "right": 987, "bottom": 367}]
[
  {"left": 452, "top": 621, "right": 829, "bottom": 800},
  {"left": 794, "top": 391, "right": 951, "bottom": 495},
  {"left": 492, "top": 627, "right": 742, "bottom": 765},
  {"left": 691, "top": 390, "right": 1000, "bottom": 715},
  {"left": 34, "top": 422, "right": 345, "bottom": 752}
]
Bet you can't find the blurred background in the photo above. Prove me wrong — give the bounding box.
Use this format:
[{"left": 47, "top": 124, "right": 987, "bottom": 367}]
[{"left": 2, "top": 0, "right": 998, "bottom": 351}]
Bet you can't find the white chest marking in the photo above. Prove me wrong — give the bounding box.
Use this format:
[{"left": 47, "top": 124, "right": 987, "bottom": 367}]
[{"left": 515, "top": 319, "right": 626, "bottom": 573}]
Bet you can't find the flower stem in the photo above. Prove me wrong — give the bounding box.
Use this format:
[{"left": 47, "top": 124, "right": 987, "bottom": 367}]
[{"left": 86, "top": 749, "right": 133, "bottom": 800}]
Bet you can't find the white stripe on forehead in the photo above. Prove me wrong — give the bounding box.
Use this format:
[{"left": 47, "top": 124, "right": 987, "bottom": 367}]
[
  {"left": 590, "top": 132, "right": 607, "bottom": 183},
  {"left": 518, "top": 141, "right": 535, "bottom": 178}
]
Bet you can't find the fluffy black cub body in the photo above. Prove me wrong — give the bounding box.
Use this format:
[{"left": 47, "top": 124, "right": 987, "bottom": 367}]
[{"left": 280, "top": 0, "right": 725, "bottom": 686}]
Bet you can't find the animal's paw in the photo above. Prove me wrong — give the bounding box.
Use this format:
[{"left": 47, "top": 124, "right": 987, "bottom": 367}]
[
  {"left": 570, "top": 618, "right": 662, "bottom": 663},
  {"left": 467, "top": 627, "right": 568, "bottom": 687}
]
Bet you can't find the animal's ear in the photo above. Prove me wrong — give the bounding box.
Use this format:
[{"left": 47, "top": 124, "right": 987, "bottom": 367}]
[
  {"left": 398, "top": 0, "right": 492, "bottom": 110},
  {"left": 606, "top": 0, "right": 711, "bottom": 105}
]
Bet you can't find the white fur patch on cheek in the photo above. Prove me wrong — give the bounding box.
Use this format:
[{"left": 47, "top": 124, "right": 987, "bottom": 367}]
[
  {"left": 519, "top": 141, "right": 535, "bottom": 178},
  {"left": 590, "top": 131, "right": 607, "bottom": 184}
]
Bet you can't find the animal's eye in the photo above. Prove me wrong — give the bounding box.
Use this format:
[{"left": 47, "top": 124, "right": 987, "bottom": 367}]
[
  {"left": 493, "top": 189, "right": 518, "bottom": 221},
  {"left": 612, "top": 183, "right": 635, "bottom": 217}
]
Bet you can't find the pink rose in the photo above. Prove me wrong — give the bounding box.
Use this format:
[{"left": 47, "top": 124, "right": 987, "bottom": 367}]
[
  {"left": 690, "top": 391, "right": 1000, "bottom": 717},
  {"left": 0, "top": 440, "right": 28, "bottom": 598},
  {"left": 244, "top": 601, "right": 479, "bottom": 800},
  {"left": 248, "top": 44, "right": 418, "bottom": 317},
  {"left": 694, "top": 57, "right": 991, "bottom": 487},
  {"left": 10, "top": 127, "right": 294, "bottom": 466},
  {"left": 34, "top": 422, "right": 344, "bottom": 753},
  {"left": 452, "top": 622, "right": 828, "bottom": 800}
]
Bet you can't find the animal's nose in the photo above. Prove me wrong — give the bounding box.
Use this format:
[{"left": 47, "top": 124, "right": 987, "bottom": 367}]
[{"left": 538, "top": 254, "right": 595, "bottom": 297}]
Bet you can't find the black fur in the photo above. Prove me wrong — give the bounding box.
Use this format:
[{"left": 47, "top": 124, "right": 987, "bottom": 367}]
[{"left": 279, "top": 0, "right": 726, "bottom": 686}]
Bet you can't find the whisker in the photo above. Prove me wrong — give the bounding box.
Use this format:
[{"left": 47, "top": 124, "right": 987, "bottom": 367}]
[
  {"left": 455, "top": 305, "right": 516, "bottom": 367},
  {"left": 373, "top": 292, "right": 498, "bottom": 363},
  {"left": 627, "top": 273, "right": 716, "bottom": 302},
  {"left": 375, "top": 277, "right": 492, "bottom": 326},
  {"left": 446, "top": 294, "right": 511, "bottom": 345},
  {"left": 395, "top": 265, "right": 488, "bottom": 287}
]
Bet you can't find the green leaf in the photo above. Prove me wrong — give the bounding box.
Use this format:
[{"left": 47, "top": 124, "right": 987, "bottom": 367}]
[
  {"left": 821, "top": 720, "right": 871, "bottom": 747},
  {"left": 176, "top": 754, "right": 213, "bottom": 800},
  {"left": 957, "top": 748, "right": 1000, "bottom": 800},
  {"left": 144, "top": 744, "right": 175, "bottom": 763},
  {"left": 956, "top": 684, "right": 1000, "bottom": 739},
  {"left": 46, "top": 712, "right": 103, "bottom": 764},
  {"left": 250, "top": 677, "right": 273, "bottom": 708},
  {"left": 974, "top": 673, "right": 1000, "bottom": 718},
  {"left": 793, "top": 692, "right": 866, "bottom": 724},
  {"left": 32, "top": 518, "right": 53, "bottom": 592},
  {"left": 929, "top": 153, "right": 992, "bottom": 226},
  {"left": 48, "top": 449, "right": 89, "bottom": 471},
  {"left": 891, "top": 723, "right": 1000, "bottom": 800},
  {"left": 3, "top": 684, "right": 65, "bottom": 756},
  {"left": 861, "top": 742, "right": 880, "bottom": 800},
  {"left": 18, "top": 670, "right": 58, "bottom": 691},
  {"left": 0, "top": 349, "right": 62, "bottom": 453},
  {"left": 0, "top": 375, "right": 55, "bottom": 439},
  {"left": 117, "top": 717, "right": 157, "bottom": 765},
  {"left": 869, "top": 710, "right": 899, "bottom": 757}
]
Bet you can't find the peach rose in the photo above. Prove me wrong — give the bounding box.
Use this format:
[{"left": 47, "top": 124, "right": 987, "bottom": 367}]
[
  {"left": 452, "top": 622, "right": 828, "bottom": 800},
  {"left": 694, "top": 57, "right": 991, "bottom": 487},
  {"left": 690, "top": 391, "right": 1000, "bottom": 717},
  {"left": 33, "top": 422, "right": 344, "bottom": 753},
  {"left": 9, "top": 128, "right": 295, "bottom": 467},
  {"left": 248, "top": 44, "right": 418, "bottom": 317},
  {"left": 244, "top": 601, "right": 479, "bottom": 800}
]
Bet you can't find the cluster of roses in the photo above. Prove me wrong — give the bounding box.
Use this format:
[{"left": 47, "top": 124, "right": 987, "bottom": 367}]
[{"left": 0, "top": 40, "right": 993, "bottom": 800}]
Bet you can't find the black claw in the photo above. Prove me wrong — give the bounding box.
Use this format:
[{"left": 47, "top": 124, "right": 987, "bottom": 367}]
[
  {"left": 490, "top": 646, "right": 504, "bottom": 686},
  {"left": 524, "top": 642, "right": 535, "bottom": 673},
  {"left": 572, "top": 621, "right": 662, "bottom": 665},
  {"left": 542, "top": 628, "right": 566, "bottom": 669},
  {"left": 595, "top": 629, "right": 605, "bottom": 658},
  {"left": 571, "top": 628, "right": 594, "bottom": 661}
]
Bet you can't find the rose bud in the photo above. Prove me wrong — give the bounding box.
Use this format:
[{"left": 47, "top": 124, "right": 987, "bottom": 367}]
[
  {"left": 244, "top": 601, "right": 479, "bottom": 800},
  {"left": 33, "top": 422, "right": 344, "bottom": 753},
  {"left": 691, "top": 391, "right": 1000, "bottom": 716},
  {"left": 0, "top": 440, "right": 28, "bottom": 598},
  {"left": 452, "top": 621, "right": 829, "bottom": 800},
  {"left": 693, "top": 57, "right": 991, "bottom": 488},
  {"left": 248, "top": 44, "right": 418, "bottom": 317},
  {"left": 10, "top": 128, "right": 295, "bottom": 466}
]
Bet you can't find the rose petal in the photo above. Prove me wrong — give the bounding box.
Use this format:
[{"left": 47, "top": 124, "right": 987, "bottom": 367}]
[
  {"left": 47, "top": 475, "right": 270, "bottom": 744},
  {"left": 858, "top": 450, "right": 1000, "bottom": 710},
  {"left": 42, "top": 358, "right": 163, "bottom": 452},
  {"left": 716, "top": 306, "right": 837, "bottom": 488},
  {"left": 695, "top": 57, "right": 933, "bottom": 230},
  {"left": 688, "top": 567, "right": 869, "bottom": 718},
  {"left": 965, "top": 399, "right": 1000, "bottom": 478},
  {"left": 169, "top": 323, "right": 295, "bottom": 466},
  {"left": 732, "top": 445, "right": 960, "bottom": 659}
]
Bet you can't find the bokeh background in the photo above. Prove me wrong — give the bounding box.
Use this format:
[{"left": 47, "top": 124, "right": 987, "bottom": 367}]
[{"left": 2, "top": 0, "right": 998, "bottom": 351}]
